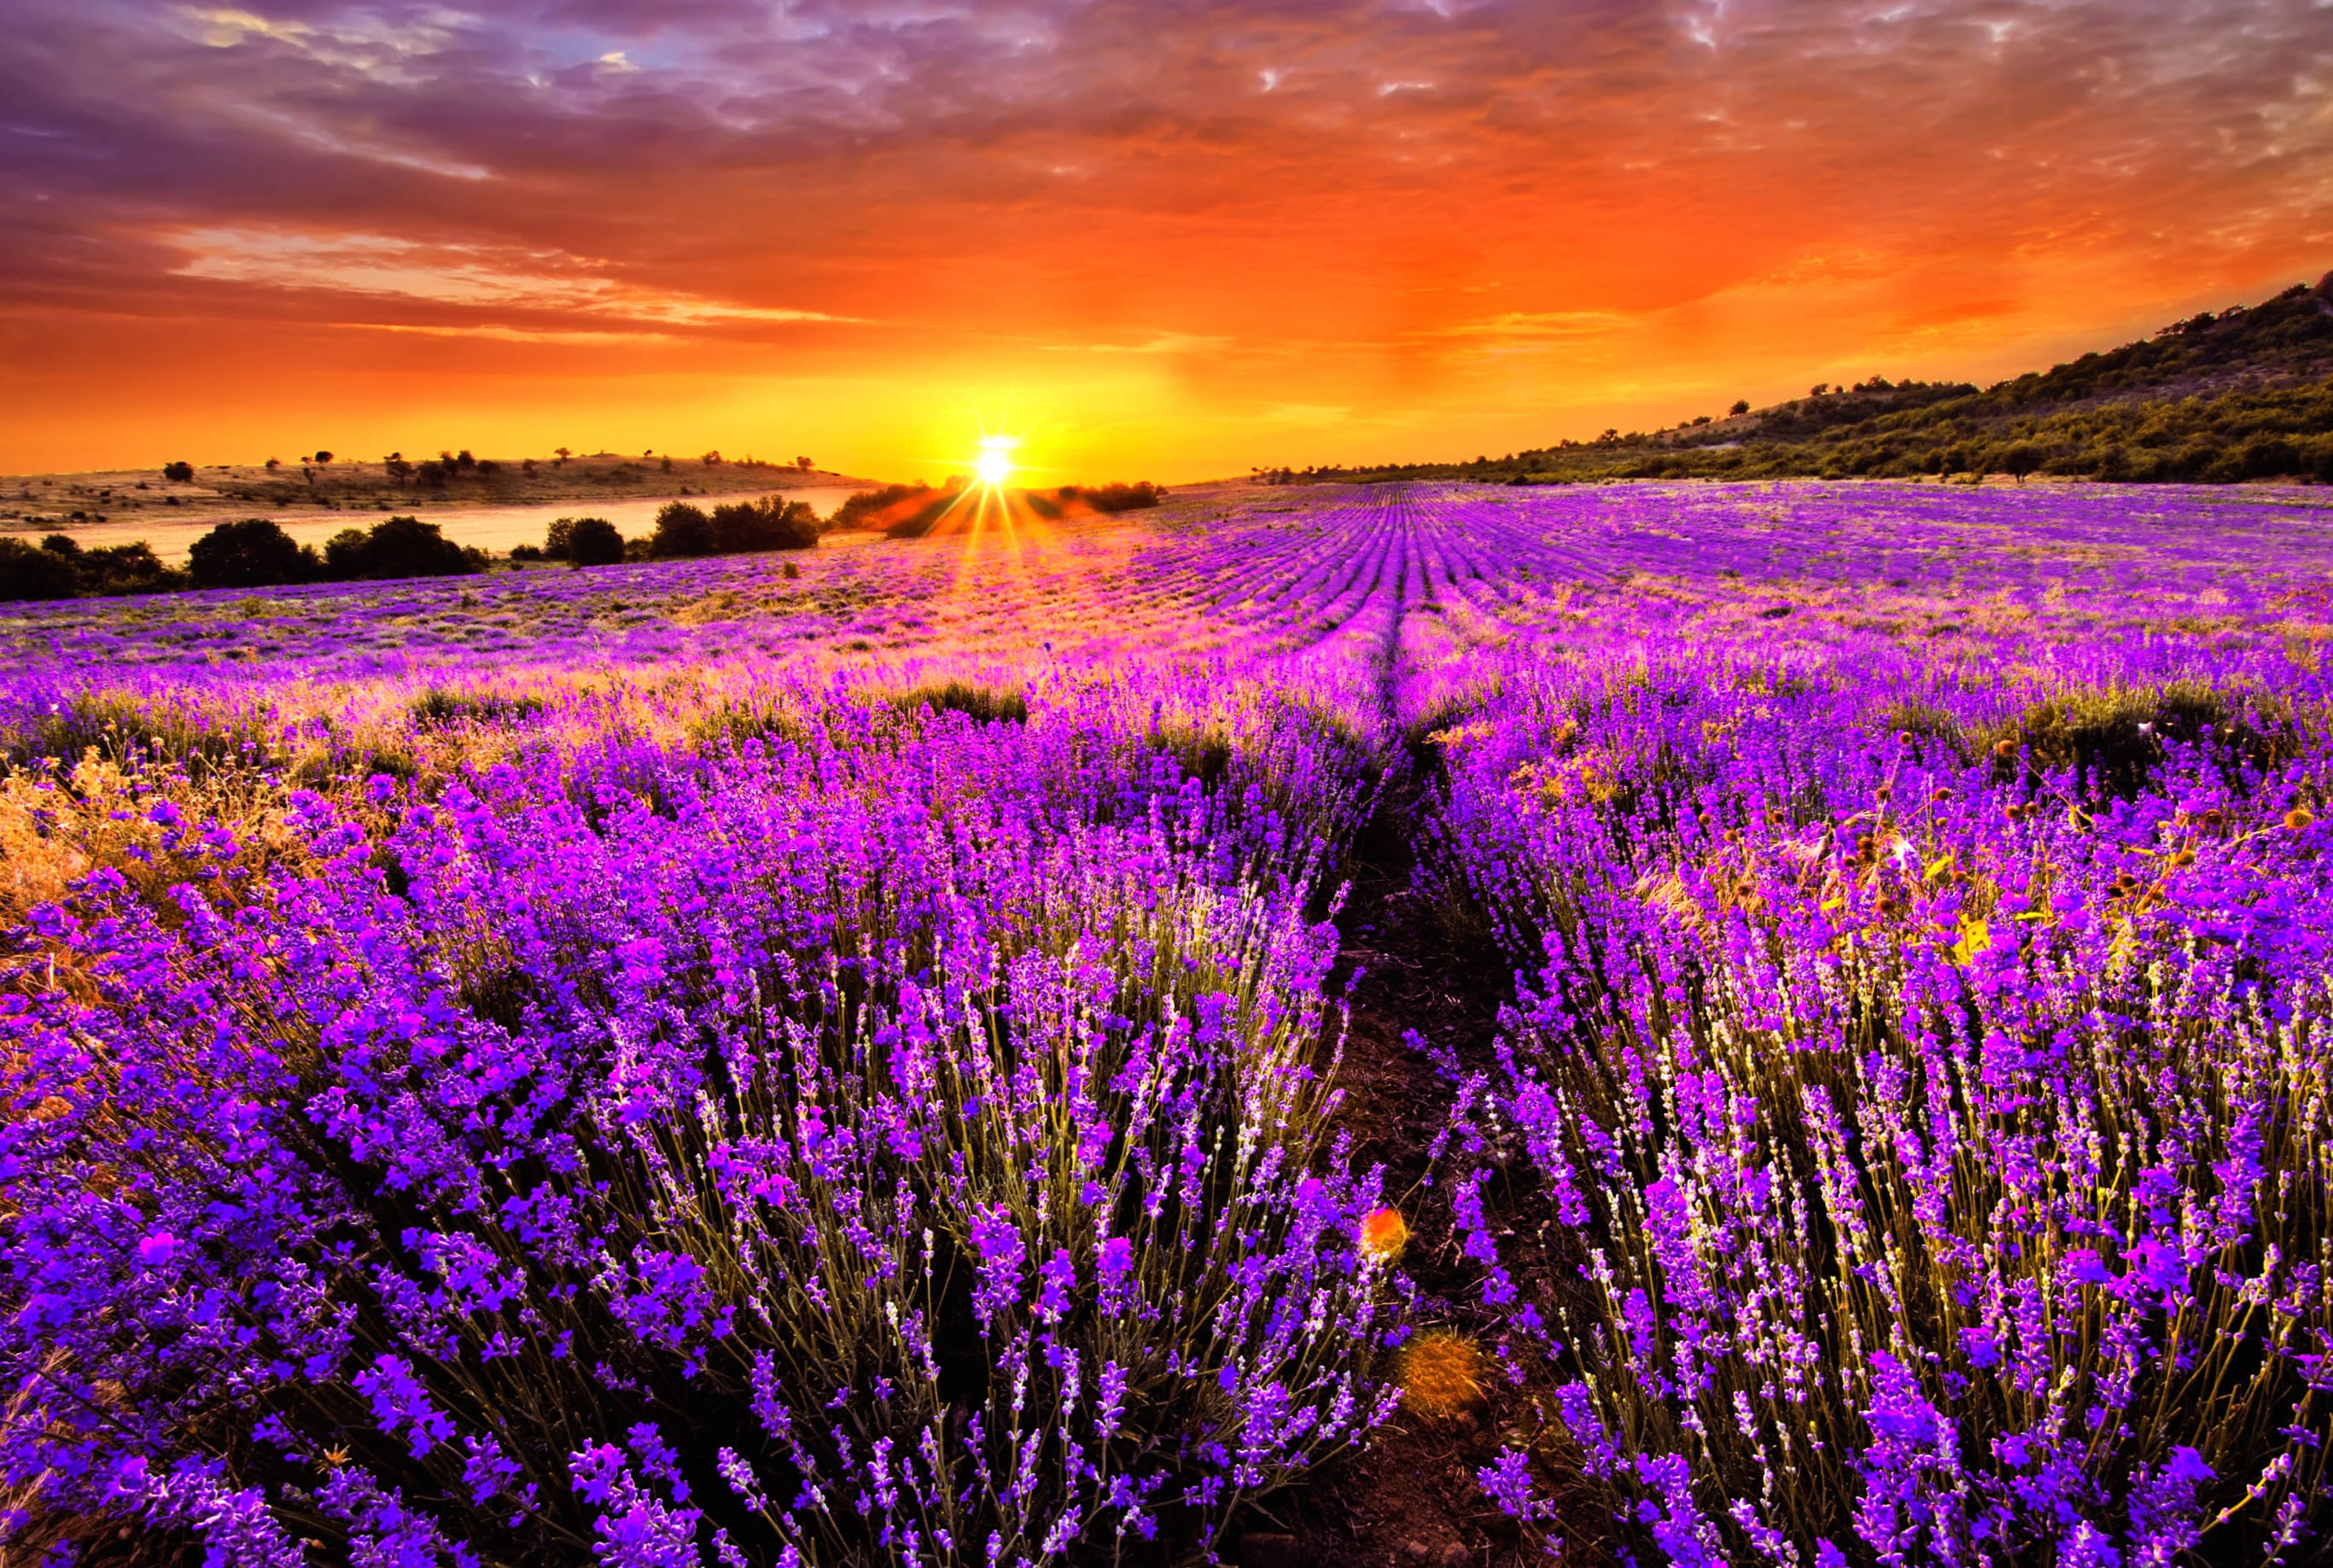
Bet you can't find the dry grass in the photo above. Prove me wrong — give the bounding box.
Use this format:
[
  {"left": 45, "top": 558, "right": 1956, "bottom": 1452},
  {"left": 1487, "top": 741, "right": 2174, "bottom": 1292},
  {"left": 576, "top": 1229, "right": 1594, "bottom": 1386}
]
[{"left": 1397, "top": 1331, "right": 1485, "bottom": 1421}]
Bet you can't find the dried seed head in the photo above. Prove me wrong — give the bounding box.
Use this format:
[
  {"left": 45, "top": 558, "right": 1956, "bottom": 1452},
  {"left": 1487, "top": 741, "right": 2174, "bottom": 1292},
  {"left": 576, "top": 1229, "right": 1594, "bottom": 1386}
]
[{"left": 1398, "top": 1331, "right": 1486, "bottom": 1420}]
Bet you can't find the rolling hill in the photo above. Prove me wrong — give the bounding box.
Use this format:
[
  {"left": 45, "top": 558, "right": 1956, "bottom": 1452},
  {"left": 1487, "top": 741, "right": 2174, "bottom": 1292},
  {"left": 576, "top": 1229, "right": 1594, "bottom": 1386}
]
[{"left": 1274, "top": 272, "right": 2333, "bottom": 486}]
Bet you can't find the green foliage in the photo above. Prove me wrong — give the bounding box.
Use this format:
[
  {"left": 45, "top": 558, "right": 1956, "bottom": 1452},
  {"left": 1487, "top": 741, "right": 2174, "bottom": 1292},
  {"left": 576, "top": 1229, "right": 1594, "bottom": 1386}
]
[
  {"left": 409, "top": 688, "right": 549, "bottom": 727},
  {"left": 708, "top": 495, "right": 819, "bottom": 553},
  {"left": 0, "top": 537, "right": 81, "bottom": 602},
  {"left": 322, "top": 516, "right": 481, "bottom": 580},
  {"left": 190, "top": 518, "right": 318, "bottom": 591},
  {"left": 887, "top": 679, "right": 1030, "bottom": 726},
  {"left": 545, "top": 515, "right": 625, "bottom": 566},
  {"left": 831, "top": 484, "right": 942, "bottom": 531},
  {"left": 649, "top": 501, "right": 715, "bottom": 558},
  {"left": 884, "top": 492, "right": 965, "bottom": 539},
  {"left": 1064, "top": 481, "right": 1169, "bottom": 513}
]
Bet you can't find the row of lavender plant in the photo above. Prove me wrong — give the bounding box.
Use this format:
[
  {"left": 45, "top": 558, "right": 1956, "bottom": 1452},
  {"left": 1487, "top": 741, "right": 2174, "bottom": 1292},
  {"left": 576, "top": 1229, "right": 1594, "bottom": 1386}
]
[
  {"left": 0, "top": 670, "right": 1403, "bottom": 1565},
  {"left": 1427, "top": 635, "right": 2333, "bottom": 1563}
]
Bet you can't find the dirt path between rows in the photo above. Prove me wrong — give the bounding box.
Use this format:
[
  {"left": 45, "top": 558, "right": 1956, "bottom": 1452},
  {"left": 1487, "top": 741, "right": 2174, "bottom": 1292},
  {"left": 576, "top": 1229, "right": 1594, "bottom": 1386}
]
[{"left": 1224, "top": 769, "right": 1545, "bottom": 1568}]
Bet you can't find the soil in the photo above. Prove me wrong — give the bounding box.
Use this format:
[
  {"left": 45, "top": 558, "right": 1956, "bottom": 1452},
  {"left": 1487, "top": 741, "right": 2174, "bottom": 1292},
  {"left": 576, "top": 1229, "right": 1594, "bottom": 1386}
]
[{"left": 1222, "top": 771, "right": 1608, "bottom": 1567}]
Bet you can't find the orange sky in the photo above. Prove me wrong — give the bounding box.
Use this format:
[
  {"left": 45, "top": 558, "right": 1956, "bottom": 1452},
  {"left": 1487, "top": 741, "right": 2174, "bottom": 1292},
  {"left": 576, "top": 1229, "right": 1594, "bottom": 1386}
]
[{"left": 3, "top": 1, "right": 2330, "bottom": 482}]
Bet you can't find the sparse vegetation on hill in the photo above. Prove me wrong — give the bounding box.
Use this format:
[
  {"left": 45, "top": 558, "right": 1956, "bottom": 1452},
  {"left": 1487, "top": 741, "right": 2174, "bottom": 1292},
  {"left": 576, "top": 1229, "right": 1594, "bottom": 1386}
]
[
  {"left": 0, "top": 449, "right": 858, "bottom": 538},
  {"left": 1270, "top": 271, "right": 2333, "bottom": 485}
]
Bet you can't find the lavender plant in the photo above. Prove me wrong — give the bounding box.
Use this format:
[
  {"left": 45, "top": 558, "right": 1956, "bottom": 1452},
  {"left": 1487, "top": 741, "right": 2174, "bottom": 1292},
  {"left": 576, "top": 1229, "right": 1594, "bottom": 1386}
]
[
  {"left": 0, "top": 691, "right": 1401, "bottom": 1565},
  {"left": 7, "top": 476, "right": 2331, "bottom": 1565},
  {"left": 1432, "top": 657, "right": 2333, "bottom": 1563}
]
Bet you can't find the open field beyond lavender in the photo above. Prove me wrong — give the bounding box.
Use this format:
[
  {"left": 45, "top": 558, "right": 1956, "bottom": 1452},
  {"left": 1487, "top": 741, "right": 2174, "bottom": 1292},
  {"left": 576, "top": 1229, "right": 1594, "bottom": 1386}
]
[{"left": 3, "top": 481, "right": 2330, "bottom": 1568}]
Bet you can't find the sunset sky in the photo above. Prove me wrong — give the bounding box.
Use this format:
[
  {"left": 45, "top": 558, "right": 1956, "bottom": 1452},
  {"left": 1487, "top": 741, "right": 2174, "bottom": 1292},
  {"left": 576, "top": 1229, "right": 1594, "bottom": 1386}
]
[{"left": 3, "top": 1, "right": 2330, "bottom": 482}]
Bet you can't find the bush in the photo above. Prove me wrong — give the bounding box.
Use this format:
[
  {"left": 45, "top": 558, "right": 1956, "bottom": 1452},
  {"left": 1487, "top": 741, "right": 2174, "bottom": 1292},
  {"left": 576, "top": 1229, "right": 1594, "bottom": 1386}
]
[
  {"left": 1429, "top": 665, "right": 2333, "bottom": 1562},
  {"left": 160, "top": 460, "right": 194, "bottom": 483},
  {"left": 649, "top": 501, "right": 715, "bottom": 558},
  {"left": 190, "top": 518, "right": 320, "bottom": 590},
  {"left": 709, "top": 496, "right": 819, "bottom": 554},
  {"left": 74, "top": 541, "right": 187, "bottom": 597},
  {"left": 1065, "top": 481, "right": 1169, "bottom": 513},
  {"left": 565, "top": 516, "right": 626, "bottom": 567},
  {"left": 0, "top": 537, "right": 79, "bottom": 601},
  {"left": 323, "top": 516, "right": 481, "bottom": 580},
  {"left": 0, "top": 704, "right": 1398, "bottom": 1565},
  {"left": 829, "top": 484, "right": 937, "bottom": 531}
]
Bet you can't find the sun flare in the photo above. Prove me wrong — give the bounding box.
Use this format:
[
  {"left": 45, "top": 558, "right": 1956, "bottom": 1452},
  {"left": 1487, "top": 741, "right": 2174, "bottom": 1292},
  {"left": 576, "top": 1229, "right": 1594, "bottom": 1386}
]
[{"left": 975, "top": 434, "right": 1018, "bottom": 487}]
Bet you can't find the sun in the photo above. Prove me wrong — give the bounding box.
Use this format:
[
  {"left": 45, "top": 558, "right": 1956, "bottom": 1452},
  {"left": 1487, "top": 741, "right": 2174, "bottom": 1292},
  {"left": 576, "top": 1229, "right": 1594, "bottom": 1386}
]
[{"left": 974, "top": 434, "right": 1018, "bottom": 487}]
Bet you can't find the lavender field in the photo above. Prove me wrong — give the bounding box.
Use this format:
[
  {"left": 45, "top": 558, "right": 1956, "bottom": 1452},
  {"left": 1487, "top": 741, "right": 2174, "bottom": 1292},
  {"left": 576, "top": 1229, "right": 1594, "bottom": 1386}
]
[{"left": 3, "top": 481, "right": 2329, "bottom": 1567}]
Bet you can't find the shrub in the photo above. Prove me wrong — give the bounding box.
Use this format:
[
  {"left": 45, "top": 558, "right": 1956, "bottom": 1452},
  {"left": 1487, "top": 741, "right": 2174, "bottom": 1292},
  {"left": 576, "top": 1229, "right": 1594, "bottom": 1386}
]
[
  {"left": 649, "top": 501, "right": 715, "bottom": 558},
  {"left": 566, "top": 516, "right": 626, "bottom": 567},
  {"left": 189, "top": 517, "right": 320, "bottom": 590},
  {"left": 1064, "top": 482, "right": 1169, "bottom": 514},
  {"left": 325, "top": 516, "right": 481, "bottom": 580},
  {"left": 1432, "top": 666, "right": 2333, "bottom": 1563},
  {"left": 0, "top": 537, "right": 79, "bottom": 601},
  {"left": 0, "top": 702, "right": 1399, "bottom": 1565},
  {"left": 708, "top": 496, "right": 819, "bottom": 554},
  {"left": 830, "top": 484, "right": 938, "bottom": 531},
  {"left": 74, "top": 541, "right": 187, "bottom": 597},
  {"left": 161, "top": 460, "right": 194, "bottom": 482}
]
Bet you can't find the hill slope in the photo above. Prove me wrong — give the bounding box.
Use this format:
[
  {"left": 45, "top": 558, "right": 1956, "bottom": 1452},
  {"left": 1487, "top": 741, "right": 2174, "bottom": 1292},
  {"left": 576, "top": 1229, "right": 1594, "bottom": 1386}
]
[{"left": 1276, "top": 272, "right": 2333, "bottom": 486}]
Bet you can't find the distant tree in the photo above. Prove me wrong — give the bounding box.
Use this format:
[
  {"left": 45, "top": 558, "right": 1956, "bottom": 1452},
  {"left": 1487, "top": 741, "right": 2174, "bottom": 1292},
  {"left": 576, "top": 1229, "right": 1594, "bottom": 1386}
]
[
  {"left": 384, "top": 454, "right": 413, "bottom": 486},
  {"left": 63, "top": 540, "right": 184, "bottom": 597},
  {"left": 827, "top": 484, "right": 932, "bottom": 531},
  {"left": 708, "top": 496, "right": 818, "bottom": 553},
  {"left": 325, "top": 516, "right": 478, "bottom": 580},
  {"left": 1729, "top": 399, "right": 1751, "bottom": 417},
  {"left": 313, "top": 451, "right": 333, "bottom": 464},
  {"left": 1070, "top": 481, "right": 1167, "bottom": 514},
  {"left": 702, "top": 451, "right": 723, "bottom": 467},
  {"left": 0, "top": 537, "right": 79, "bottom": 601},
  {"left": 323, "top": 529, "right": 370, "bottom": 576},
  {"left": 796, "top": 456, "right": 814, "bottom": 471},
  {"left": 1810, "top": 384, "right": 1829, "bottom": 398},
  {"left": 522, "top": 458, "right": 537, "bottom": 475},
  {"left": 507, "top": 544, "right": 544, "bottom": 562},
  {"left": 648, "top": 501, "right": 715, "bottom": 558},
  {"left": 265, "top": 457, "right": 282, "bottom": 470},
  {"left": 565, "top": 516, "right": 625, "bottom": 567},
  {"left": 2000, "top": 444, "right": 2044, "bottom": 482},
  {"left": 189, "top": 518, "right": 318, "bottom": 589},
  {"left": 554, "top": 447, "right": 572, "bottom": 464},
  {"left": 162, "top": 461, "right": 195, "bottom": 483},
  {"left": 475, "top": 459, "right": 499, "bottom": 476},
  {"left": 455, "top": 449, "right": 477, "bottom": 471},
  {"left": 543, "top": 518, "right": 576, "bottom": 559}
]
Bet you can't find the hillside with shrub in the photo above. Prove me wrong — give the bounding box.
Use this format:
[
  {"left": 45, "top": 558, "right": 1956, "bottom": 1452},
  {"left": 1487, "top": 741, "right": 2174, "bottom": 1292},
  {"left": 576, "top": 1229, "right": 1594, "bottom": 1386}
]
[{"left": 1272, "top": 271, "right": 2333, "bottom": 485}]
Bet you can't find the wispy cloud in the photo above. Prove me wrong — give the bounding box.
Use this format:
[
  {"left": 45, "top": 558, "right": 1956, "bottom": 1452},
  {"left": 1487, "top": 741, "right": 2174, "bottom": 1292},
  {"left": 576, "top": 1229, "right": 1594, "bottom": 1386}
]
[
  {"left": 0, "top": 0, "right": 2326, "bottom": 472},
  {"left": 168, "top": 229, "right": 852, "bottom": 327}
]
